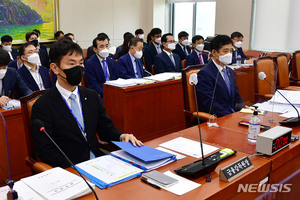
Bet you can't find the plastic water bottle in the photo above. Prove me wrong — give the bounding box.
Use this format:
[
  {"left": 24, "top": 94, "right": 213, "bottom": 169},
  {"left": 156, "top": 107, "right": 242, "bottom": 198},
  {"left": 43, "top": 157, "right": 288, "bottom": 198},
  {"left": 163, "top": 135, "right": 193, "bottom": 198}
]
[
  {"left": 236, "top": 53, "right": 242, "bottom": 67},
  {"left": 248, "top": 109, "right": 260, "bottom": 143}
]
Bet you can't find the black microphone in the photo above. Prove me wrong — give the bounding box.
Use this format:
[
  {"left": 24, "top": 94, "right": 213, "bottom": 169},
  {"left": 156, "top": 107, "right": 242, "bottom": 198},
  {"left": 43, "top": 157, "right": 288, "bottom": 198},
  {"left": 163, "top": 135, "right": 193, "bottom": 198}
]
[
  {"left": 32, "top": 119, "right": 99, "bottom": 200},
  {"left": 142, "top": 65, "right": 153, "bottom": 76},
  {"left": 174, "top": 73, "right": 220, "bottom": 181},
  {"left": 258, "top": 72, "right": 300, "bottom": 126}
]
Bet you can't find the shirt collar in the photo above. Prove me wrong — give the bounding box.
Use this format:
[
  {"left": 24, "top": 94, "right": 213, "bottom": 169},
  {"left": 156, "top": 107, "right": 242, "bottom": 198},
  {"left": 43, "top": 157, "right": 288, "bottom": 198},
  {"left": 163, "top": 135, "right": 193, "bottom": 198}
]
[
  {"left": 163, "top": 49, "right": 172, "bottom": 56},
  {"left": 178, "top": 42, "right": 185, "bottom": 50},
  {"left": 153, "top": 42, "right": 160, "bottom": 49},
  {"left": 212, "top": 59, "right": 226, "bottom": 74},
  {"left": 96, "top": 53, "right": 105, "bottom": 62},
  {"left": 24, "top": 63, "right": 39, "bottom": 72},
  {"left": 56, "top": 81, "right": 79, "bottom": 101}
]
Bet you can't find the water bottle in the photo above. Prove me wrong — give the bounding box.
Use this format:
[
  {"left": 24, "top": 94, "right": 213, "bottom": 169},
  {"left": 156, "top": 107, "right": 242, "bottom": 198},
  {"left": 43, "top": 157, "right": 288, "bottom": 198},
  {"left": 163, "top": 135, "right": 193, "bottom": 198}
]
[
  {"left": 236, "top": 53, "right": 242, "bottom": 67},
  {"left": 248, "top": 109, "right": 260, "bottom": 143}
]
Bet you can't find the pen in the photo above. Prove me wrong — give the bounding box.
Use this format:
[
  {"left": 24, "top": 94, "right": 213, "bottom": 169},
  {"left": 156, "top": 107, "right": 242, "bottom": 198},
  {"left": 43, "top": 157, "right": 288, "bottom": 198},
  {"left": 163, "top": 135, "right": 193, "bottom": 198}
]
[{"left": 140, "top": 178, "right": 161, "bottom": 189}]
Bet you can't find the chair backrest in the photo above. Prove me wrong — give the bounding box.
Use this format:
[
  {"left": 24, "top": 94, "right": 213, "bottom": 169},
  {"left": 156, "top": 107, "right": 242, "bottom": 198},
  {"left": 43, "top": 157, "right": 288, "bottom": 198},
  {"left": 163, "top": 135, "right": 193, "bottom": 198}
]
[
  {"left": 151, "top": 65, "right": 156, "bottom": 75},
  {"left": 245, "top": 50, "right": 264, "bottom": 58},
  {"left": 182, "top": 64, "right": 205, "bottom": 113},
  {"left": 254, "top": 56, "right": 277, "bottom": 96},
  {"left": 20, "top": 90, "right": 48, "bottom": 163},
  {"left": 274, "top": 53, "right": 290, "bottom": 88},
  {"left": 182, "top": 59, "right": 186, "bottom": 68},
  {"left": 82, "top": 48, "right": 88, "bottom": 61},
  {"left": 291, "top": 50, "right": 300, "bottom": 80},
  {"left": 81, "top": 73, "right": 87, "bottom": 87}
]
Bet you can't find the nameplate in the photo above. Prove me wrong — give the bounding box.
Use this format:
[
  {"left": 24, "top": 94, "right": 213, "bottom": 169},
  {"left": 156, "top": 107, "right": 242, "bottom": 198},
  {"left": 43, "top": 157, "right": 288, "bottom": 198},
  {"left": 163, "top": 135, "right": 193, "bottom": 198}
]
[{"left": 219, "top": 156, "right": 253, "bottom": 182}]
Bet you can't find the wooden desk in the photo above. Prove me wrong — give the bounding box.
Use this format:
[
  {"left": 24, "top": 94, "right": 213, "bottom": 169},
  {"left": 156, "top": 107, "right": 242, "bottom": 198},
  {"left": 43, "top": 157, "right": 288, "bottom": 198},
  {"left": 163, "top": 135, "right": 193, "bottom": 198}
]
[
  {"left": 0, "top": 108, "right": 31, "bottom": 185},
  {"left": 77, "top": 132, "right": 271, "bottom": 200},
  {"left": 103, "top": 80, "right": 186, "bottom": 142}
]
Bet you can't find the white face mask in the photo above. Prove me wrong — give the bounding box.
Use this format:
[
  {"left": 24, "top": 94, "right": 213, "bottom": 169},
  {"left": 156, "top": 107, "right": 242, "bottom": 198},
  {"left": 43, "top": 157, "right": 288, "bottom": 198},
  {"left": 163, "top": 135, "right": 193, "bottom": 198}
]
[
  {"left": 195, "top": 44, "right": 204, "bottom": 52},
  {"left": 182, "top": 39, "right": 189, "bottom": 46},
  {"left": 73, "top": 40, "right": 77, "bottom": 43},
  {"left": 155, "top": 37, "right": 161, "bottom": 44},
  {"left": 2, "top": 45, "right": 12, "bottom": 52},
  {"left": 134, "top": 49, "right": 143, "bottom": 59},
  {"left": 0, "top": 69, "right": 7, "bottom": 79},
  {"left": 218, "top": 52, "right": 232, "bottom": 65},
  {"left": 234, "top": 41, "right": 242, "bottom": 48},
  {"left": 108, "top": 46, "right": 116, "bottom": 55},
  {"left": 167, "top": 43, "right": 176, "bottom": 50},
  {"left": 27, "top": 53, "right": 41, "bottom": 65},
  {"left": 138, "top": 34, "right": 144, "bottom": 39},
  {"left": 99, "top": 49, "right": 109, "bottom": 58},
  {"left": 37, "top": 37, "right": 40, "bottom": 42}
]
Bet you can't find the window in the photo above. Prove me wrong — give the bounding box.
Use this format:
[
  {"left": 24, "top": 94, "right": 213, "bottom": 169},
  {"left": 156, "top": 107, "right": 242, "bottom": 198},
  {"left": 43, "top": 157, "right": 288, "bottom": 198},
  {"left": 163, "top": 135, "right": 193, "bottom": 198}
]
[{"left": 171, "top": 1, "right": 216, "bottom": 41}]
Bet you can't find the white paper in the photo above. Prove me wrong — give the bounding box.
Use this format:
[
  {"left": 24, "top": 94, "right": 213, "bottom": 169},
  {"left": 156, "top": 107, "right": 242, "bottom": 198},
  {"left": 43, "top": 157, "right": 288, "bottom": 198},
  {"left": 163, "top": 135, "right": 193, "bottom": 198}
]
[
  {"left": 1, "top": 99, "right": 21, "bottom": 110},
  {"left": 280, "top": 107, "right": 300, "bottom": 118},
  {"left": 159, "top": 137, "right": 219, "bottom": 158},
  {"left": 254, "top": 101, "right": 291, "bottom": 113},
  {"left": 144, "top": 72, "right": 182, "bottom": 81},
  {"left": 76, "top": 155, "right": 143, "bottom": 184},
  {"left": 156, "top": 147, "right": 186, "bottom": 160},
  {"left": 156, "top": 171, "right": 201, "bottom": 196},
  {"left": 21, "top": 167, "right": 94, "bottom": 200},
  {"left": 269, "top": 90, "right": 300, "bottom": 106},
  {"left": 105, "top": 78, "right": 137, "bottom": 87}
]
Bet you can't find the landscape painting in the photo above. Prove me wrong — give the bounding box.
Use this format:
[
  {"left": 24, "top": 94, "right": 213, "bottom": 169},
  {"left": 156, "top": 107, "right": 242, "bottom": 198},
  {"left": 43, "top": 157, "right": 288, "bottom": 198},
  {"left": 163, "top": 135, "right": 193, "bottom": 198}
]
[{"left": 0, "top": 0, "right": 58, "bottom": 42}]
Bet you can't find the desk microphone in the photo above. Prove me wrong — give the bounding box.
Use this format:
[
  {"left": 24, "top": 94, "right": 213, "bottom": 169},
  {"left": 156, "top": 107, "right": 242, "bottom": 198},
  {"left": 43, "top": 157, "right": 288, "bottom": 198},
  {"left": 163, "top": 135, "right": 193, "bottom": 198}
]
[
  {"left": 143, "top": 65, "right": 153, "bottom": 76},
  {"left": 32, "top": 119, "right": 99, "bottom": 200},
  {"left": 258, "top": 72, "right": 300, "bottom": 126},
  {"left": 174, "top": 73, "right": 220, "bottom": 181}
]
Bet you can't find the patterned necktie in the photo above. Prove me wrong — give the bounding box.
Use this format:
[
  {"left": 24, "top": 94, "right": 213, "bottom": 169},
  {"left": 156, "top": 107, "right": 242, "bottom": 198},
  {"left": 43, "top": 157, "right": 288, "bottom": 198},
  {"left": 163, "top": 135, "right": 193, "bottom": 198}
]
[
  {"left": 102, "top": 60, "right": 110, "bottom": 81},
  {"left": 157, "top": 46, "right": 161, "bottom": 54},
  {"left": 199, "top": 54, "right": 203, "bottom": 64},
  {"left": 222, "top": 68, "right": 231, "bottom": 95},
  {"left": 169, "top": 53, "right": 176, "bottom": 68},
  {"left": 69, "top": 94, "right": 85, "bottom": 137},
  {"left": 134, "top": 59, "right": 142, "bottom": 78}
]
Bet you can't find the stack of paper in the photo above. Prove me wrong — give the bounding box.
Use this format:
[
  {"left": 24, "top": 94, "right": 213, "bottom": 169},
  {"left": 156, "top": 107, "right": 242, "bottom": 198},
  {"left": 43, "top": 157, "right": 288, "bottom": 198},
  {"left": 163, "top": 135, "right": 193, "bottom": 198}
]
[
  {"left": 144, "top": 72, "right": 182, "bottom": 81},
  {"left": 2, "top": 99, "right": 21, "bottom": 110},
  {"left": 105, "top": 78, "right": 156, "bottom": 87},
  {"left": 269, "top": 90, "right": 300, "bottom": 106}
]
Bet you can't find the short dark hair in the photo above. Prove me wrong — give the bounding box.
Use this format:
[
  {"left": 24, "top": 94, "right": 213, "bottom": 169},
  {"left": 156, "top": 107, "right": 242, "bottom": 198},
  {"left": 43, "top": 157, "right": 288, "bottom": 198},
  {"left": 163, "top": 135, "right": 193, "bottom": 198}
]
[
  {"left": 150, "top": 28, "right": 162, "bottom": 37},
  {"left": 121, "top": 33, "right": 134, "bottom": 53},
  {"left": 161, "top": 33, "right": 173, "bottom": 43},
  {"left": 192, "top": 35, "right": 204, "bottom": 44},
  {"left": 1, "top": 35, "right": 13, "bottom": 43},
  {"left": 49, "top": 39, "right": 83, "bottom": 66},
  {"left": 135, "top": 29, "right": 144, "bottom": 35},
  {"left": 92, "top": 35, "right": 109, "bottom": 48},
  {"left": 231, "top": 31, "right": 243, "bottom": 39},
  {"left": 54, "top": 31, "right": 64, "bottom": 39},
  {"left": 64, "top": 33, "right": 74, "bottom": 39},
  {"left": 97, "top": 32, "right": 110, "bottom": 42},
  {"left": 19, "top": 42, "right": 35, "bottom": 56},
  {"left": 146, "top": 33, "right": 151, "bottom": 44},
  {"left": 33, "top": 29, "right": 40, "bottom": 36},
  {"left": 210, "top": 35, "right": 233, "bottom": 52},
  {"left": 178, "top": 31, "right": 189, "bottom": 39},
  {"left": 129, "top": 37, "right": 143, "bottom": 48},
  {"left": 0, "top": 48, "right": 11, "bottom": 67},
  {"left": 123, "top": 32, "right": 132, "bottom": 39},
  {"left": 25, "top": 31, "right": 38, "bottom": 41}
]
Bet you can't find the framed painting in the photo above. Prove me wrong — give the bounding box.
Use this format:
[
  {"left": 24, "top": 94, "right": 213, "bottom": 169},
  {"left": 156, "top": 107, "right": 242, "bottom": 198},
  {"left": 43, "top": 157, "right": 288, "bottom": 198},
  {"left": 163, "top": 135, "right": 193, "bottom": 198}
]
[{"left": 0, "top": 0, "right": 59, "bottom": 43}]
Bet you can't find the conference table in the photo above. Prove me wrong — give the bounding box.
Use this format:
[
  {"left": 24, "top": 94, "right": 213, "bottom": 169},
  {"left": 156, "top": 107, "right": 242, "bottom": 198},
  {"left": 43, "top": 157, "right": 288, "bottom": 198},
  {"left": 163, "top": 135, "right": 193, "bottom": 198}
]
[{"left": 76, "top": 111, "right": 300, "bottom": 200}]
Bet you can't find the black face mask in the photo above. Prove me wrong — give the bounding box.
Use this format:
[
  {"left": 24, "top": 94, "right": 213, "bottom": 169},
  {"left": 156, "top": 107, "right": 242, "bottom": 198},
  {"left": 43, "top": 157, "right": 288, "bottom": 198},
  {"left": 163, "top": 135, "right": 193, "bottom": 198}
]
[
  {"left": 31, "top": 39, "right": 38, "bottom": 47},
  {"left": 60, "top": 65, "right": 84, "bottom": 86}
]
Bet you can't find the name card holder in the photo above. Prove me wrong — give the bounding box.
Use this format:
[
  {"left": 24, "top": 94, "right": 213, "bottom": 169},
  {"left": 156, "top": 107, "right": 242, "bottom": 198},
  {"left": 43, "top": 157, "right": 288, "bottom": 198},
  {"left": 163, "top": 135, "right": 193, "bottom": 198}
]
[{"left": 219, "top": 156, "right": 253, "bottom": 182}]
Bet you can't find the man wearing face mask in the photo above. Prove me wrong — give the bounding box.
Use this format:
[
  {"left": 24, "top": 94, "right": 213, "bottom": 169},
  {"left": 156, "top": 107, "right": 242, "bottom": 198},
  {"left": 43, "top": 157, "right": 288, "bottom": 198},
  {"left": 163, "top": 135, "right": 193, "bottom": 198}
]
[
  {"left": 230, "top": 32, "right": 253, "bottom": 64},
  {"left": 143, "top": 28, "right": 162, "bottom": 72},
  {"left": 30, "top": 39, "right": 143, "bottom": 168},
  {"left": 18, "top": 43, "right": 53, "bottom": 91},
  {"left": 153, "top": 33, "right": 182, "bottom": 74},
  {"left": 0, "top": 48, "right": 32, "bottom": 106},
  {"left": 86, "top": 33, "right": 115, "bottom": 60},
  {"left": 173, "top": 31, "right": 191, "bottom": 61},
  {"left": 196, "top": 35, "right": 244, "bottom": 117},
  {"left": 84, "top": 35, "right": 119, "bottom": 97},
  {"left": 186, "top": 35, "right": 208, "bottom": 67},
  {"left": 1, "top": 35, "right": 18, "bottom": 61},
  {"left": 135, "top": 28, "right": 148, "bottom": 49},
  {"left": 118, "top": 37, "right": 147, "bottom": 79}
]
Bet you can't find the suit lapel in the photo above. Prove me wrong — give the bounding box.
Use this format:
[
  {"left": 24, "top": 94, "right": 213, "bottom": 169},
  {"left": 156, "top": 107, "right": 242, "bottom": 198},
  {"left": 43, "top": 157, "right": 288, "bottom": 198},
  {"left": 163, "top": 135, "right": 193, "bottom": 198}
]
[
  {"left": 94, "top": 55, "right": 106, "bottom": 81},
  {"left": 23, "top": 66, "right": 39, "bottom": 90}
]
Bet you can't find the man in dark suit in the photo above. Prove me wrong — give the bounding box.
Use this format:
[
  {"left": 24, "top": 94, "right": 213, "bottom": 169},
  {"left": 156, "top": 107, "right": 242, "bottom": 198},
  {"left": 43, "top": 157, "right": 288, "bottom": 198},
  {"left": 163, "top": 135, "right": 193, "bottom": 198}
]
[
  {"left": 118, "top": 37, "right": 147, "bottom": 79},
  {"left": 31, "top": 39, "right": 142, "bottom": 168},
  {"left": 153, "top": 33, "right": 182, "bottom": 74},
  {"left": 86, "top": 33, "right": 115, "bottom": 60},
  {"left": 0, "top": 48, "right": 32, "bottom": 105},
  {"left": 186, "top": 35, "right": 208, "bottom": 67},
  {"left": 135, "top": 28, "right": 147, "bottom": 50},
  {"left": 18, "top": 43, "right": 52, "bottom": 91},
  {"left": 8, "top": 56, "right": 23, "bottom": 70},
  {"left": 230, "top": 31, "right": 253, "bottom": 64},
  {"left": 54, "top": 30, "right": 64, "bottom": 41},
  {"left": 196, "top": 35, "right": 244, "bottom": 117},
  {"left": 1, "top": 35, "right": 18, "bottom": 61},
  {"left": 143, "top": 28, "right": 162, "bottom": 72},
  {"left": 33, "top": 29, "right": 48, "bottom": 53},
  {"left": 173, "top": 31, "right": 191, "bottom": 61},
  {"left": 84, "top": 35, "right": 119, "bottom": 97}
]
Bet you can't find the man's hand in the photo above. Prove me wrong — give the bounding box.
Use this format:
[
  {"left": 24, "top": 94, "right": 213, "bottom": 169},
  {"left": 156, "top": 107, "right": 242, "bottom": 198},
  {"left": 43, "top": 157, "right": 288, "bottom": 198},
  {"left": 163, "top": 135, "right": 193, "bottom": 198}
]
[
  {"left": 0, "top": 96, "right": 10, "bottom": 107},
  {"left": 120, "top": 134, "right": 143, "bottom": 147}
]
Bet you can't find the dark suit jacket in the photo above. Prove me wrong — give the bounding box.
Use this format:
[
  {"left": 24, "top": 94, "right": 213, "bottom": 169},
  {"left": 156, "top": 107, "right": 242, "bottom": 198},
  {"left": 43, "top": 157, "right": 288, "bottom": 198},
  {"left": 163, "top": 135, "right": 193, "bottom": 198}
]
[
  {"left": 186, "top": 50, "right": 208, "bottom": 67},
  {"left": 39, "top": 48, "right": 50, "bottom": 68},
  {"left": 40, "top": 44, "right": 47, "bottom": 53},
  {"left": 118, "top": 53, "right": 146, "bottom": 79},
  {"left": 8, "top": 60, "right": 21, "bottom": 70},
  {"left": 18, "top": 65, "right": 53, "bottom": 91},
  {"left": 153, "top": 51, "right": 182, "bottom": 74},
  {"left": 31, "top": 86, "right": 123, "bottom": 168},
  {"left": 231, "top": 47, "right": 249, "bottom": 64},
  {"left": 143, "top": 42, "right": 161, "bottom": 72},
  {"left": 84, "top": 54, "right": 119, "bottom": 96},
  {"left": 11, "top": 49, "right": 18, "bottom": 60},
  {"left": 86, "top": 45, "right": 115, "bottom": 60},
  {"left": 2, "top": 68, "right": 32, "bottom": 98},
  {"left": 116, "top": 45, "right": 123, "bottom": 59},
  {"left": 173, "top": 43, "right": 191, "bottom": 61},
  {"left": 196, "top": 60, "right": 244, "bottom": 117}
]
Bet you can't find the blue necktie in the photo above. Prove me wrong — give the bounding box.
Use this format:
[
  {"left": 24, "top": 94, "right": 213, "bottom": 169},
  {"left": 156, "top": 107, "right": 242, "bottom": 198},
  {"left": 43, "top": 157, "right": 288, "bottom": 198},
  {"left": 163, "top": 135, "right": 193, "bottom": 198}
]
[
  {"left": 183, "top": 47, "right": 187, "bottom": 56},
  {"left": 222, "top": 67, "right": 231, "bottom": 95},
  {"left": 169, "top": 53, "right": 176, "bottom": 68},
  {"left": 102, "top": 60, "right": 110, "bottom": 81},
  {"left": 157, "top": 46, "right": 161, "bottom": 54},
  {"left": 134, "top": 59, "right": 142, "bottom": 78}
]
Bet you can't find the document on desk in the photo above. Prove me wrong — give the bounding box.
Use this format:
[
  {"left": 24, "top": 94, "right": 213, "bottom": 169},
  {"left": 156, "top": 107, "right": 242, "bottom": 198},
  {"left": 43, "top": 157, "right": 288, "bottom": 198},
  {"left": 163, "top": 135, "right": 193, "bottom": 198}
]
[
  {"left": 20, "top": 167, "right": 95, "bottom": 200},
  {"left": 269, "top": 90, "right": 300, "bottom": 106},
  {"left": 144, "top": 72, "right": 182, "bottom": 81},
  {"left": 75, "top": 155, "right": 143, "bottom": 189},
  {"left": 1, "top": 99, "right": 21, "bottom": 110},
  {"left": 159, "top": 137, "right": 219, "bottom": 158},
  {"left": 0, "top": 181, "right": 43, "bottom": 200},
  {"left": 152, "top": 171, "right": 201, "bottom": 196}
]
